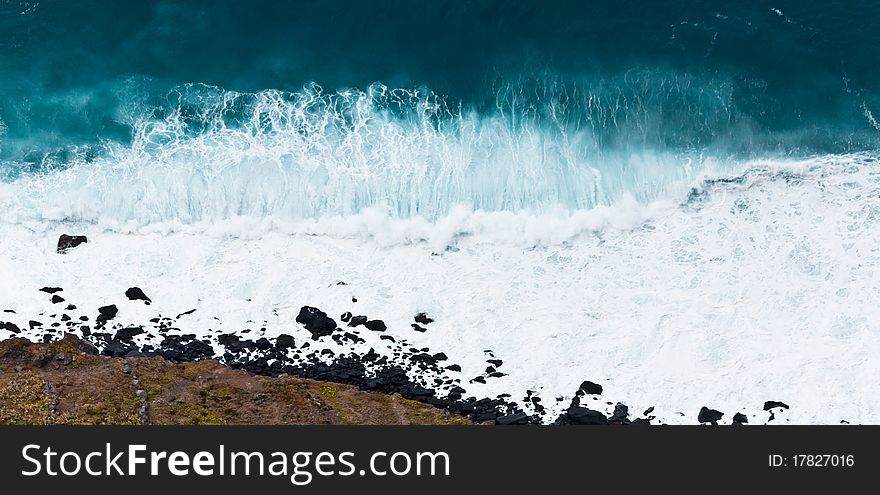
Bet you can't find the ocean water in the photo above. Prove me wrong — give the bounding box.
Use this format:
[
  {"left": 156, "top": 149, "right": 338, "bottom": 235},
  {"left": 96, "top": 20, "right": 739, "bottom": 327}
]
[{"left": 1, "top": 0, "right": 880, "bottom": 423}]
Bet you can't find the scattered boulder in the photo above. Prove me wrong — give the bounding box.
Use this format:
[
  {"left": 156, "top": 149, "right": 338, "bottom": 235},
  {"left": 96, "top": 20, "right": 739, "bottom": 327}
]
[
  {"left": 340, "top": 312, "right": 352, "bottom": 322},
  {"left": 102, "top": 340, "right": 133, "bottom": 357},
  {"left": 275, "top": 334, "right": 295, "bottom": 349},
  {"left": 698, "top": 406, "right": 724, "bottom": 425},
  {"left": 763, "top": 401, "right": 790, "bottom": 411},
  {"left": 364, "top": 320, "right": 387, "bottom": 332},
  {"left": 115, "top": 327, "right": 145, "bottom": 341},
  {"left": 609, "top": 403, "right": 630, "bottom": 424},
  {"left": 125, "top": 287, "right": 152, "bottom": 304},
  {"left": 295, "top": 306, "right": 337, "bottom": 340},
  {"left": 562, "top": 406, "right": 609, "bottom": 425},
  {"left": 57, "top": 234, "right": 88, "bottom": 253},
  {"left": 1, "top": 322, "right": 21, "bottom": 334},
  {"left": 51, "top": 295, "right": 65, "bottom": 304},
  {"left": 411, "top": 323, "right": 427, "bottom": 332},
  {"left": 495, "top": 412, "right": 530, "bottom": 425},
  {"left": 414, "top": 312, "right": 434, "bottom": 325},
  {"left": 348, "top": 315, "right": 368, "bottom": 327},
  {"left": 39, "top": 287, "right": 63, "bottom": 294},
  {"left": 732, "top": 412, "right": 748, "bottom": 425},
  {"left": 578, "top": 380, "right": 603, "bottom": 395},
  {"left": 156, "top": 336, "right": 214, "bottom": 361},
  {"left": 96, "top": 305, "right": 118, "bottom": 324}
]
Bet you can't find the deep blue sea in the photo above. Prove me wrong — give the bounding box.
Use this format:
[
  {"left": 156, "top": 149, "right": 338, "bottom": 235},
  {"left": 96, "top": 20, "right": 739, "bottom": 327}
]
[{"left": 1, "top": 0, "right": 878, "bottom": 220}]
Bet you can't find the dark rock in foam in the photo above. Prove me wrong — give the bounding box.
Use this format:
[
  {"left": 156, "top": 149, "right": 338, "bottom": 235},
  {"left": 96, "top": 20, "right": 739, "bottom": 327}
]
[
  {"left": 125, "top": 287, "right": 152, "bottom": 304},
  {"left": 0, "top": 322, "right": 21, "bottom": 334},
  {"left": 348, "top": 315, "right": 368, "bottom": 327},
  {"left": 364, "top": 320, "right": 387, "bottom": 332},
  {"left": 96, "top": 305, "right": 118, "bottom": 325},
  {"left": 561, "top": 406, "right": 609, "bottom": 425},
  {"left": 57, "top": 235, "right": 87, "bottom": 253},
  {"left": 578, "top": 380, "right": 603, "bottom": 395},
  {"left": 763, "top": 401, "right": 790, "bottom": 411},
  {"left": 296, "top": 306, "right": 337, "bottom": 340},
  {"left": 698, "top": 406, "right": 724, "bottom": 425},
  {"left": 414, "top": 312, "right": 434, "bottom": 325}
]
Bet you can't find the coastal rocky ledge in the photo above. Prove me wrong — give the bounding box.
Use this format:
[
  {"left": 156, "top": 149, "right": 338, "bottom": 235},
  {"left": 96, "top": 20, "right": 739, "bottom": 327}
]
[
  {"left": 0, "top": 335, "right": 469, "bottom": 425},
  {"left": 0, "top": 291, "right": 794, "bottom": 425},
  {"left": 0, "top": 235, "right": 798, "bottom": 425}
]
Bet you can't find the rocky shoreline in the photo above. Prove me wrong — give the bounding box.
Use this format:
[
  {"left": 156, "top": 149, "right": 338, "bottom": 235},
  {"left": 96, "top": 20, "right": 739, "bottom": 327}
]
[
  {"left": 0, "top": 235, "right": 796, "bottom": 426},
  {"left": 0, "top": 335, "right": 471, "bottom": 425}
]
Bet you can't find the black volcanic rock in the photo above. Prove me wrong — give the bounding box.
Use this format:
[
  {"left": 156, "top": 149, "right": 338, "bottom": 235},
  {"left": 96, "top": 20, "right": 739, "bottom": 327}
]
[
  {"left": 296, "top": 306, "right": 323, "bottom": 325},
  {"left": 115, "top": 327, "right": 145, "bottom": 341},
  {"left": 495, "top": 412, "right": 530, "bottom": 425},
  {"left": 275, "top": 334, "right": 295, "bottom": 349},
  {"left": 125, "top": 287, "right": 152, "bottom": 304},
  {"left": 763, "top": 401, "right": 790, "bottom": 411},
  {"left": 578, "top": 380, "right": 603, "bottom": 395},
  {"left": 563, "top": 406, "right": 609, "bottom": 425},
  {"left": 732, "top": 412, "right": 748, "bottom": 425},
  {"left": 609, "top": 403, "right": 630, "bottom": 424},
  {"left": 364, "top": 319, "right": 387, "bottom": 332},
  {"left": 29, "top": 320, "right": 42, "bottom": 329},
  {"left": 102, "top": 340, "right": 134, "bottom": 357},
  {"left": 340, "top": 312, "right": 352, "bottom": 322},
  {"left": 157, "top": 335, "right": 214, "bottom": 361},
  {"left": 0, "top": 322, "right": 21, "bottom": 334},
  {"left": 414, "top": 312, "right": 434, "bottom": 325},
  {"left": 176, "top": 309, "right": 197, "bottom": 318},
  {"left": 296, "top": 306, "right": 337, "bottom": 340},
  {"left": 39, "top": 287, "right": 63, "bottom": 294},
  {"left": 96, "top": 305, "right": 118, "bottom": 325},
  {"left": 411, "top": 353, "right": 437, "bottom": 365},
  {"left": 411, "top": 323, "right": 427, "bottom": 332},
  {"left": 57, "top": 234, "right": 87, "bottom": 253},
  {"left": 445, "top": 364, "right": 462, "bottom": 372},
  {"left": 51, "top": 295, "right": 65, "bottom": 304},
  {"left": 348, "top": 315, "right": 368, "bottom": 327},
  {"left": 698, "top": 406, "right": 724, "bottom": 425}
]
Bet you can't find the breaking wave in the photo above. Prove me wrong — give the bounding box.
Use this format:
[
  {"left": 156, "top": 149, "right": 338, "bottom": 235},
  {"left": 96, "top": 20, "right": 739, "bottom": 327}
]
[{"left": 2, "top": 76, "right": 874, "bottom": 229}]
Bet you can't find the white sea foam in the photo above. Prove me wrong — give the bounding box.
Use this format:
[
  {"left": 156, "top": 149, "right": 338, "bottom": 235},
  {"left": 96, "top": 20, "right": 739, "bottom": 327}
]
[{"left": 2, "top": 152, "right": 879, "bottom": 424}]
